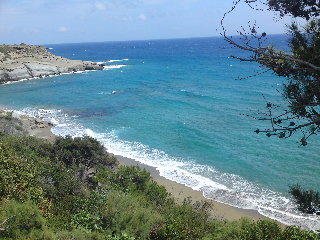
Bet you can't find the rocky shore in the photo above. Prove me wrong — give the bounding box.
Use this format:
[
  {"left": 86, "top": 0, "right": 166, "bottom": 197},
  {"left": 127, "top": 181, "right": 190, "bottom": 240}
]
[
  {"left": 0, "top": 109, "right": 56, "bottom": 142},
  {"left": 0, "top": 44, "right": 103, "bottom": 83}
]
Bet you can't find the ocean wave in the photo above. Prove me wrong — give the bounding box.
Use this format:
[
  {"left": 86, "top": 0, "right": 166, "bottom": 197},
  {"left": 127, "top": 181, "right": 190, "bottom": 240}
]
[
  {"left": 103, "top": 65, "right": 127, "bottom": 70},
  {"left": 3, "top": 68, "right": 102, "bottom": 85},
  {"left": 108, "top": 59, "right": 129, "bottom": 63},
  {"left": 96, "top": 59, "right": 129, "bottom": 64},
  {"left": 14, "top": 107, "right": 320, "bottom": 231}
]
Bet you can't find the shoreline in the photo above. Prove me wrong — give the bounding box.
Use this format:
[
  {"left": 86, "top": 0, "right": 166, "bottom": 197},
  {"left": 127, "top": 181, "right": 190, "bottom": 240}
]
[
  {"left": 2, "top": 69, "right": 97, "bottom": 85},
  {"left": 2, "top": 109, "right": 268, "bottom": 222},
  {"left": 0, "top": 44, "right": 104, "bottom": 84},
  {"left": 0, "top": 109, "right": 56, "bottom": 142},
  {"left": 1, "top": 65, "right": 126, "bottom": 86},
  {"left": 116, "top": 155, "right": 266, "bottom": 222}
]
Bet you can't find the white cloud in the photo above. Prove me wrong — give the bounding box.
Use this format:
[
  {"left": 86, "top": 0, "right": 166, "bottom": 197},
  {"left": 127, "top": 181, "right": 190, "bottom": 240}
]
[
  {"left": 58, "top": 26, "right": 69, "bottom": 32},
  {"left": 138, "top": 13, "right": 146, "bottom": 20},
  {"left": 94, "top": 1, "right": 107, "bottom": 11}
]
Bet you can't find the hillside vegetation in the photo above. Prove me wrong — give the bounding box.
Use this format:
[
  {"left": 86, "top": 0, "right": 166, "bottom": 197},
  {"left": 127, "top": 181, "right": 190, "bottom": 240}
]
[{"left": 0, "top": 133, "right": 318, "bottom": 240}]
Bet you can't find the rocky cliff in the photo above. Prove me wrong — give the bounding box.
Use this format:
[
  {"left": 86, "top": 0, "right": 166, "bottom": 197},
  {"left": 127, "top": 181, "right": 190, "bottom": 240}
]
[{"left": 0, "top": 44, "right": 104, "bottom": 83}]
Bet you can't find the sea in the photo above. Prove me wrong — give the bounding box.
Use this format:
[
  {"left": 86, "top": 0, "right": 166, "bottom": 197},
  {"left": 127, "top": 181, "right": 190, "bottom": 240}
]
[{"left": 0, "top": 35, "right": 319, "bottom": 230}]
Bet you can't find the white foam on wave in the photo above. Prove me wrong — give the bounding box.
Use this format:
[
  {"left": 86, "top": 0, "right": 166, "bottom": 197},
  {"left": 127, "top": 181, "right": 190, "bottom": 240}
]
[
  {"left": 96, "top": 59, "right": 129, "bottom": 65},
  {"left": 2, "top": 68, "right": 102, "bottom": 85},
  {"left": 14, "top": 107, "right": 320, "bottom": 231},
  {"left": 3, "top": 75, "right": 56, "bottom": 85},
  {"left": 103, "top": 65, "right": 127, "bottom": 70},
  {"left": 15, "top": 108, "right": 63, "bottom": 124},
  {"left": 108, "top": 59, "right": 129, "bottom": 63}
]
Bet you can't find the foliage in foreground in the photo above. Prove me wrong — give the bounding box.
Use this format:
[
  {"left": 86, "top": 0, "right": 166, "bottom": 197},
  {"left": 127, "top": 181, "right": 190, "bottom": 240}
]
[
  {"left": 222, "top": 0, "right": 320, "bottom": 218},
  {"left": 289, "top": 185, "right": 320, "bottom": 215},
  {"left": 223, "top": 0, "right": 320, "bottom": 144},
  {"left": 0, "top": 133, "right": 318, "bottom": 239}
]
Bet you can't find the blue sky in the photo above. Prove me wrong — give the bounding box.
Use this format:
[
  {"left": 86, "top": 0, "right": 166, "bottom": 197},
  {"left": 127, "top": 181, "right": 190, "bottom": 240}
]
[{"left": 0, "top": 0, "right": 291, "bottom": 44}]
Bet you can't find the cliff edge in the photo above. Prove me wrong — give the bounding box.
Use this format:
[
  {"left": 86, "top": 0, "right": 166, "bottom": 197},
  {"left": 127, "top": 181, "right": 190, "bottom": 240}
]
[{"left": 0, "top": 43, "right": 103, "bottom": 83}]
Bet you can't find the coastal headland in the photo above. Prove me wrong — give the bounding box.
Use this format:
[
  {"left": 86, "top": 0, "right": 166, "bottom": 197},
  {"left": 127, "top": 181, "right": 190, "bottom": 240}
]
[{"left": 0, "top": 44, "right": 103, "bottom": 83}]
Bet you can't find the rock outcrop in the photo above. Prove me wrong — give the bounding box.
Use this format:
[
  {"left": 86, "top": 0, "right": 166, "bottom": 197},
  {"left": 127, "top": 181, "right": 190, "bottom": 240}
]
[{"left": 0, "top": 44, "right": 104, "bottom": 83}]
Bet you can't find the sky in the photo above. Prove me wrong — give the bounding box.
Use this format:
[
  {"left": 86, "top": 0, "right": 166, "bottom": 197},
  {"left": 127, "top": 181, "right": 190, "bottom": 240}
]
[{"left": 0, "top": 0, "right": 292, "bottom": 44}]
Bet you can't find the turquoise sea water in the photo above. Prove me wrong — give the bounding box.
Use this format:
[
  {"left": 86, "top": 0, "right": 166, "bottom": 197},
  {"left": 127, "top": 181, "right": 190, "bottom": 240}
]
[{"left": 0, "top": 36, "right": 319, "bottom": 229}]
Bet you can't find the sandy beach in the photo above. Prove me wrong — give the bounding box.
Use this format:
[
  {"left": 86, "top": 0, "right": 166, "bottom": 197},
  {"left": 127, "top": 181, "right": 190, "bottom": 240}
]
[
  {"left": 0, "top": 109, "right": 268, "bottom": 223},
  {"left": 117, "top": 155, "right": 266, "bottom": 222}
]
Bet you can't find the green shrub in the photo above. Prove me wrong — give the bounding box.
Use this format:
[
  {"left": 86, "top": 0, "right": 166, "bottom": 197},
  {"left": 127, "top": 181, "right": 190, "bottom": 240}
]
[
  {"left": 0, "top": 133, "right": 52, "bottom": 163},
  {"left": 0, "top": 134, "right": 118, "bottom": 172},
  {"left": 202, "top": 219, "right": 245, "bottom": 240},
  {"left": 150, "top": 198, "right": 212, "bottom": 240},
  {"left": 55, "top": 229, "right": 106, "bottom": 240},
  {"left": 149, "top": 221, "right": 195, "bottom": 240},
  {"left": 97, "top": 165, "right": 172, "bottom": 209},
  {"left": 100, "top": 191, "right": 161, "bottom": 239},
  {"left": 98, "top": 166, "right": 151, "bottom": 192},
  {"left": 240, "top": 219, "right": 282, "bottom": 240},
  {"left": 0, "top": 200, "right": 47, "bottom": 239},
  {"left": 52, "top": 136, "right": 117, "bottom": 169},
  {"left": 144, "top": 181, "right": 170, "bottom": 207},
  {"left": 106, "top": 233, "right": 136, "bottom": 240},
  {"left": 0, "top": 142, "right": 46, "bottom": 205},
  {"left": 289, "top": 185, "right": 320, "bottom": 214},
  {"left": 281, "top": 225, "right": 320, "bottom": 240},
  {"left": 40, "top": 163, "right": 86, "bottom": 216},
  {"left": 71, "top": 191, "right": 109, "bottom": 233},
  {"left": 71, "top": 190, "right": 161, "bottom": 238}
]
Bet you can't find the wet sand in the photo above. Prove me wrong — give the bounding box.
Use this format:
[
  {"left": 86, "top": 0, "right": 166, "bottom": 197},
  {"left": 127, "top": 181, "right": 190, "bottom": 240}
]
[{"left": 117, "top": 155, "right": 266, "bottom": 221}]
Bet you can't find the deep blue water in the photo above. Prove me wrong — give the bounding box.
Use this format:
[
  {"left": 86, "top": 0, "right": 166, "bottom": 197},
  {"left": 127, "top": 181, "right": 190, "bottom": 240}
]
[{"left": 0, "top": 36, "right": 319, "bottom": 229}]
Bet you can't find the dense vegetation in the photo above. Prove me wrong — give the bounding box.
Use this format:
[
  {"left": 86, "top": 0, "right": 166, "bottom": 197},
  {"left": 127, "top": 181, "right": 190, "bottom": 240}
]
[{"left": 0, "top": 133, "right": 318, "bottom": 239}]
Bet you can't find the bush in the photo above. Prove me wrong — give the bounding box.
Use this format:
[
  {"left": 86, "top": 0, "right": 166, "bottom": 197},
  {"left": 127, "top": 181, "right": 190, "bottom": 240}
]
[
  {"left": 55, "top": 229, "right": 106, "bottom": 240},
  {"left": 149, "top": 221, "right": 195, "bottom": 240},
  {"left": 52, "top": 136, "right": 117, "bottom": 170},
  {"left": 40, "top": 162, "right": 86, "bottom": 217},
  {"left": 0, "top": 133, "right": 52, "bottom": 160},
  {"left": 106, "top": 233, "right": 136, "bottom": 240},
  {"left": 240, "top": 219, "right": 282, "bottom": 240},
  {"left": 289, "top": 185, "right": 320, "bottom": 214},
  {"left": 71, "top": 190, "right": 161, "bottom": 238},
  {"left": 0, "top": 142, "right": 46, "bottom": 205},
  {"left": 144, "top": 181, "right": 170, "bottom": 207},
  {"left": 282, "top": 225, "right": 320, "bottom": 240},
  {"left": 101, "top": 191, "right": 161, "bottom": 238},
  {"left": 98, "top": 166, "right": 151, "bottom": 192},
  {"left": 0, "top": 200, "right": 48, "bottom": 239},
  {"left": 150, "top": 198, "right": 212, "bottom": 240},
  {"left": 202, "top": 219, "right": 246, "bottom": 240},
  {"left": 97, "top": 165, "right": 172, "bottom": 209},
  {"left": 71, "top": 191, "right": 109, "bottom": 233},
  {"left": 0, "top": 134, "right": 118, "bottom": 172}
]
